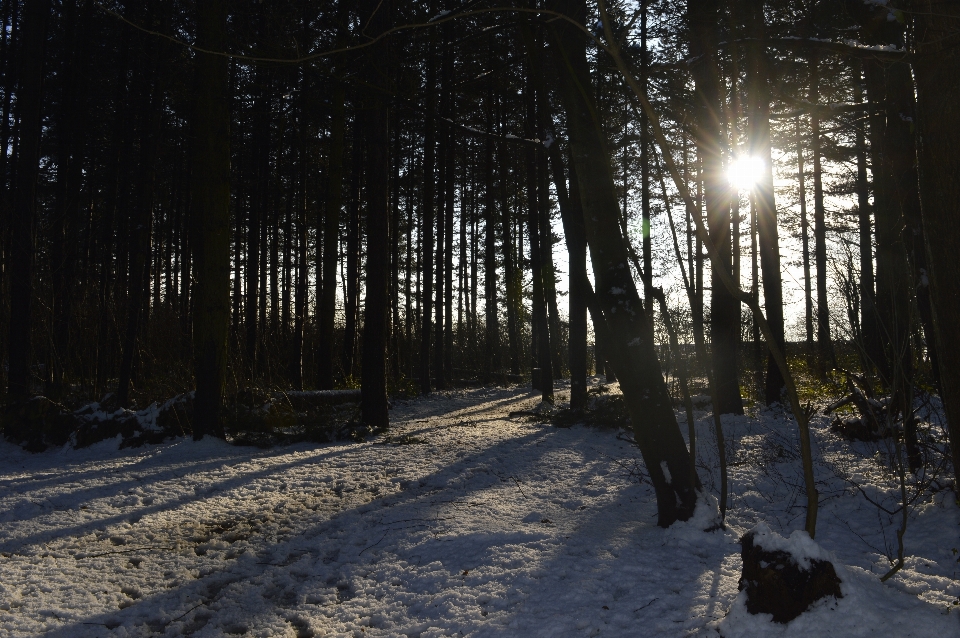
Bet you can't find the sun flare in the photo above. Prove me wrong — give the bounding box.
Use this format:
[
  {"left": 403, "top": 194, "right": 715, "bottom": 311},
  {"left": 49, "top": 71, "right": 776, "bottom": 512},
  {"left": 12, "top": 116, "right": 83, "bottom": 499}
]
[{"left": 728, "top": 155, "right": 765, "bottom": 190}]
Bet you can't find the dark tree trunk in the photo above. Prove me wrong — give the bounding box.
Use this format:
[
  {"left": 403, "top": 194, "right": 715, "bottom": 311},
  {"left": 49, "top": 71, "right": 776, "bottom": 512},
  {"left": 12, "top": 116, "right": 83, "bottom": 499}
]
[
  {"left": 689, "top": 0, "right": 742, "bottom": 414},
  {"left": 191, "top": 0, "right": 230, "bottom": 439},
  {"left": 482, "top": 84, "right": 500, "bottom": 380},
  {"left": 50, "top": 0, "right": 91, "bottom": 398},
  {"left": 96, "top": 30, "right": 131, "bottom": 397},
  {"left": 342, "top": 118, "right": 362, "bottom": 380},
  {"left": 498, "top": 97, "right": 521, "bottom": 375},
  {"left": 853, "top": 64, "right": 882, "bottom": 375},
  {"left": 796, "top": 116, "right": 813, "bottom": 350},
  {"left": 525, "top": 71, "right": 552, "bottom": 402},
  {"left": 292, "top": 65, "right": 309, "bottom": 390},
  {"left": 808, "top": 59, "right": 835, "bottom": 370},
  {"left": 318, "top": 83, "right": 345, "bottom": 389},
  {"left": 550, "top": 142, "right": 588, "bottom": 410},
  {"left": 246, "top": 11, "right": 270, "bottom": 379},
  {"left": 443, "top": 98, "right": 455, "bottom": 383},
  {"left": 433, "top": 47, "right": 449, "bottom": 391},
  {"left": 908, "top": 0, "right": 960, "bottom": 482},
  {"left": 640, "top": 2, "right": 653, "bottom": 328},
  {"left": 745, "top": 1, "right": 785, "bottom": 405},
  {"left": 359, "top": 0, "right": 391, "bottom": 429},
  {"left": 418, "top": 27, "right": 437, "bottom": 394},
  {"left": 859, "top": 9, "right": 920, "bottom": 468},
  {"left": 539, "top": 142, "right": 563, "bottom": 380},
  {"left": 7, "top": 0, "right": 49, "bottom": 398},
  {"left": 118, "top": 10, "right": 166, "bottom": 408},
  {"left": 552, "top": 0, "right": 698, "bottom": 526}
]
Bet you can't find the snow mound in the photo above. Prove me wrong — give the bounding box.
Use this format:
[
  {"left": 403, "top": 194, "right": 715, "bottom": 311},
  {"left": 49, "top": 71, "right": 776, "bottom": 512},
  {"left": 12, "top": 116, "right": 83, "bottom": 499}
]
[
  {"left": 747, "top": 522, "right": 835, "bottom": 570},
  {"left": 716, "top": 525, "right": 956, "bottom": 637},
  {"left": 717, "top": 563, "right": 956, "bottom": 637}
]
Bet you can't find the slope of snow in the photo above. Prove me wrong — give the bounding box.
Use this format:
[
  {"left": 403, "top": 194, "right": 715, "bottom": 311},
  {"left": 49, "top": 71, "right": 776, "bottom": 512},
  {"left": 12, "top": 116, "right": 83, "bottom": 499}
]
[{"left": 1, "top": 381, "right": 957, "bottom": 637}]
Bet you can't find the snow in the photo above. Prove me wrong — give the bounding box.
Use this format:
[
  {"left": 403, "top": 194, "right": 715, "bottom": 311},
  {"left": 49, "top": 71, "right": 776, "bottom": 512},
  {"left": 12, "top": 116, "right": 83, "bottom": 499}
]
[
  {"left": 660, "top": 461, "right": 672, "bottom": 485},
  {"left": 743, "top": 522, "right": 834, "bottom": 570},
  {"left": 1, "top": 381, "right": 958, "bottom": 637}
]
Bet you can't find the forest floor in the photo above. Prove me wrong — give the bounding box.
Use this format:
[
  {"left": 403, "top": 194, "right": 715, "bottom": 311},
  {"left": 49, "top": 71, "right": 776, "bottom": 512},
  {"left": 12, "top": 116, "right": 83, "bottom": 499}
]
[{"left": 1, "top": 379, "right": 958, "bottom": 637}]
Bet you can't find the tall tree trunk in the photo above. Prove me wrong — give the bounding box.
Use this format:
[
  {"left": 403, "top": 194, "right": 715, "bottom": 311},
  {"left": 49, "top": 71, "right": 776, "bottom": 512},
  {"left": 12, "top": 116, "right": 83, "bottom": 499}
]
[
  {"left": 539, "top": 143, "right": 563, "bottom": 380},
  {"left": 525, "top": 71, "right": 552, "bottom": 401},
  {"left": 342, "top": 119, "right": 362, "bottom": 380},
  {"left": 552, "top": 0, "right": 698, "bottom": 526},
  {"left": 482, "top": 85, "right": 500, "bottom": 380},
  {"left": 859, "top": 9, "right": 920, "bottom": 468},
  {"left": 418, "top": 26, "right": 437, "bottom": 394},
  {"left": 808, "top": 58, "right": 835, "bottom": 370},
  {"left": 318, "top": 5, "right": 349, "bottom": 390},
  {"left": 96, "top": 30, "right": 131, "bottom": 397},
  {"left": 443, "top": 100, "right": 455, "bottom": 383},
  {"left": 7, "top": 0, "right": 49, "bottom": 398},
  {"left": 499, "top": 121, "right": 521, "bottom": 375},
  {"left": 118, "top": 12, "right": 165, "bottom": 408},
  {"left": 191, "top": 0, "right": 229, "bottom": 439},
  {"left": 745, "top": 0, "right": 785, "bottom": 405},
  {"left": 640, "top": 1, "right": 653, "bottom": 328},
  {"left": 908, "top": 0, "right": 960, "bottom": 482},
  {"left": 796, "top": 116, "right": 813, "bottom": 351},
  {"left": 688, "top": 0, "right": 742, "bottom": 414},
  {"left": 246, "top": 10, "right": 270, "bottom": 379},
  {"left": 359, "top": 0, "right": 391, "bottom": 429},
  {"left": 292, "top": 65, "right": 308, "bottom": 390},
  {"left": 853, "top": 64, "right": 881, "bottom": 375},
  {"left": 434, "top": 47, "right": 449, "bottom": 391},
  {"left": 50, "top": 0, "right": 91, "bottom": 398},
  {"left": 318, "top": 83, "right": 345, "bottom": 389},
  {"left": 550, "top": 141, "right": 588, "bottom": 410}
]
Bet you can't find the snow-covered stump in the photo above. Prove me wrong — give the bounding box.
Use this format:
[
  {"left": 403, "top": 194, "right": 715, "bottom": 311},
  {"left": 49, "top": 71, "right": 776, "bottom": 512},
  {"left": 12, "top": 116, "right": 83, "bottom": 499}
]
[{"left": 738, "top": 523, "right": 843, "bottom": 623}]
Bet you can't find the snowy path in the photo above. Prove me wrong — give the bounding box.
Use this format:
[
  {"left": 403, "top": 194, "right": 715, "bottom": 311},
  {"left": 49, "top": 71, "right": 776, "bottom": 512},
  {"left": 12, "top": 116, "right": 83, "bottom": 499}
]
[{"left": 1, "top": 383, "right": 958, "bottom": 637}]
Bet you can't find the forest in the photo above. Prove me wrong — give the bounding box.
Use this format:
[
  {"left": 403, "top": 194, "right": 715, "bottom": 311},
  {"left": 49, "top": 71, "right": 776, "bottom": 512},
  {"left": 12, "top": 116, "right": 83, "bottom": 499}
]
[{"left": 1, "top": 0, "right": 959, "bottom": 636}]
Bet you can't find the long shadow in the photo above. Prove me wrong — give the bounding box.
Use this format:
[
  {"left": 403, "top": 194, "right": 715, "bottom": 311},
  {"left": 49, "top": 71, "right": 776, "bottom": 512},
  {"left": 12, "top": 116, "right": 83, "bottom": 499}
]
[
  {"left": 16, "top": 419, "right": 561, "bottom": 637},
  {"left": 390, "top": 385, "right": 542, "bottom": 423},
  {"left": 0, "top": 442, "right": 364, "bottom": 555},
  {"left": 0, "top": 441, "right": 279, "bottom": 492},
  {"left": 2, "top": 386, "right": 544, "bottom": 555}
]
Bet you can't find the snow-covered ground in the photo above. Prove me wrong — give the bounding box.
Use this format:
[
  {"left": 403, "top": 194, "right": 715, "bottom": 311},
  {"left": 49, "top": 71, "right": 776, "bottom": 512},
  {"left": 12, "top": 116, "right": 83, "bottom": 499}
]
[{"left": 1, "top": 381, "right": 958, "bottom": 637}]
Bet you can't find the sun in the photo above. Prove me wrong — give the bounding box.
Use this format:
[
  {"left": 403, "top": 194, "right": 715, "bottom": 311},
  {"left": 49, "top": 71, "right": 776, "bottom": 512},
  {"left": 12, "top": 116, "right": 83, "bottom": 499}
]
[{"left": 728, "top": 155, "right": 765, "bottom": 191}]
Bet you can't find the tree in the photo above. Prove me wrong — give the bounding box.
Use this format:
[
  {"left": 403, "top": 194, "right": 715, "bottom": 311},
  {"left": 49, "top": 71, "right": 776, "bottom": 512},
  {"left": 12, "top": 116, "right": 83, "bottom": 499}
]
[
  {"left": 688, "top": 0, "right": 743, "bottom": 415},
  {"left": 552, "top": 0, "right": 699, "bottom": 526},
  {"left": 908, "top": 0, "right": 960, "bottom": 480},
  {"left": 7, "top": 0, "right": 50, "bottom": 399},
  {"left": 745, "top": 0, "right": 786, "bottom": 406},
  {"left": 358, "top": 0, "right": 391, "bottom": 430},
  {"left": 190, "top": 0, "right": 230, "bottom": 440}
]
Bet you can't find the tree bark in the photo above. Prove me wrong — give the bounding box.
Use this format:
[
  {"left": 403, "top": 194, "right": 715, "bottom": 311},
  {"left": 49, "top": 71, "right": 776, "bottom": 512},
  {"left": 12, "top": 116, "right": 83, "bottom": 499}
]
[
  {"left": 525, "top": 70, "right": 552, "bottom": 402},
  {"left": 7, "top": 0, "right": 49, "bottom": 398},
  {"left": 550, "top": 142, "right": 588, "bottom": 409},
  {"left": 908, "top": 0, "right": 960, "bottom": 482},
  {"left": 688, "top": 0, "right": 743, "bottom": 414},
  {"left": 358, "top": 0, "right": 391, "bottom": 429},
  {"left": 118, "top": 9, "right": 166, "bottom": 407},
  {"left": 552, "top": 0, "right": 698, "bottom": 526},
  {"left": 318, "top": 84, "right": 345, "bottom": 389},
  {"left": 745, "top": 1, "right": 785, "bottom": 405},
  {"left": 482, "top": 83, "right": 500, "bottom": 380},
  {"left": 342, "top": 118, "right": 362, "bottom": 380},
  {"left": 808, "top": 58, "right": 836, "bottom": 370},
  {"left": 418, "top": 25, "right": 437, "bottom": 394},
  {"left": 853, "top": 64, "right": 882, "bottom": 376},
  {"left": 191, "top": 0, "right": 230, "bottom": 439}
]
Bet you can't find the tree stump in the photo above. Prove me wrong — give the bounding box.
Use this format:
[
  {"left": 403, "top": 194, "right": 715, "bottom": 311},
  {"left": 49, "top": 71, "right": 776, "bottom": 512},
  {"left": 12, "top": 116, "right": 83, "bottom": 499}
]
[{"left": 739, "top": 527, "right": 843, "bottom": 623}]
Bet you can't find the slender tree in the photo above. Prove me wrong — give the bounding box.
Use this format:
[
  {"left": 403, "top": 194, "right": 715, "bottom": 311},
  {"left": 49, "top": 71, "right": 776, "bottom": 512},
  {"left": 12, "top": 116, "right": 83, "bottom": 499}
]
[{"left": 190, "top": 0, "right": 230, "bottom": 439}]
